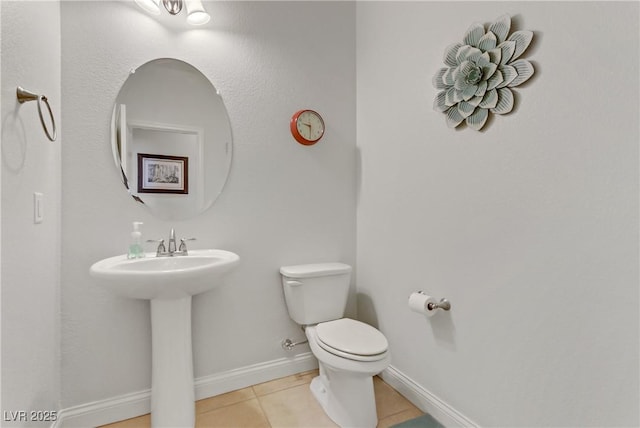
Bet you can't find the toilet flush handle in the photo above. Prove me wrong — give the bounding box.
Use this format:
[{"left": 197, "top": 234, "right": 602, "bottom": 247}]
[{"left": 285, "top": 280, "right": 303, "bottom": 287}]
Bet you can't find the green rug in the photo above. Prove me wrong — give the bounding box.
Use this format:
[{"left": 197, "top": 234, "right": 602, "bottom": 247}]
[{"left": 391, "top": 413, "right": 444, "bottom": 428}]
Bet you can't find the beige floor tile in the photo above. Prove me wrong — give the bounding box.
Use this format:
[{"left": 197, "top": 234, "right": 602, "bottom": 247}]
[
  {"left": 99, "top": 372, "right": 421, "bottom": 428},
  {"left": 376, "top": 406, "right": 425, "bottom": 428},
  {"left": 98, "top": 413, "right": 150, "bottom": 428},
  {"left": 197, "top": 387, "right": 257, "bottom": 414},
  {"left": 373, "top": 377, "right": 415, "bottom": 420},
  {"left": 252, "top": 370, "right": 318, "bottom": 397},
  {"left": 258, "top": 383, "right": 338, "bottom": 428},
  {"left": 196, "top": 398, "right": 270, "bottom": 428}
]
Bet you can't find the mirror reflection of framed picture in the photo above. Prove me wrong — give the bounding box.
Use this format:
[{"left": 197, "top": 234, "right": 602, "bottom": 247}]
[{"left": 137, "top": 153, "right": 188, "bottom": 194}]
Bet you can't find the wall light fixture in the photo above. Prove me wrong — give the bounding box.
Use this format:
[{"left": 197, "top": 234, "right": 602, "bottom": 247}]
[{"left": 135, "top": 0, "right": 211, "bottom": 25}]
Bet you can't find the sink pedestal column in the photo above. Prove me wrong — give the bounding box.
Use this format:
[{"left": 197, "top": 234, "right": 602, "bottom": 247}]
[{"left": 150, "top": 296, "right": 195, "bottom": 428}]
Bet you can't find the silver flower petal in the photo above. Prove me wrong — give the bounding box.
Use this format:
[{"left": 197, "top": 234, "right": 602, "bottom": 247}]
[
  {"left": 479, "top": 88, "right": 498, "bottom": 109},
  {"left": 434, "top": 91, "right": 449, "bottom": 112},
  {"left": 481, "top": 62, "right": 498, "bottom": 81},
  {"left": 458, "top": 101, "right": 476, "bottom": 118},
  {"left": 497, "top": 65, "right": 517, "bottom": 88},
  {"left": 463, "top": 23, "right": 485, "bottom": 47},
  {"left": 466, "top": 107, "right": 489, "bottom": 130},
  {"left": 445, "top": 87, "right": 458, "bottom": 106},
  {"left": 508, "top": 59, "right": 535, "bottom": 87},
  {"left": 456, "top": 46, "right": 482, "bottom": 64},
  {"left": 462, "top": 84, "right": 478, "bottom": 101},
  {"left": 487, "top": 48, "right": 502, "bottom": 65},
  {"left": 475, "top": 80, "right": 488, "bottom": 97},
  {"left": 488, "top": 14, "right": 511, "bottom": 44},
  {"left": 498, "top": 41, "right": 516, "bottom": 65},
  {"left": 433, "top": 68, "right": 449, "bottom": 90},
  {"left": 508, "top": 31, "right": 534, "bottom": 61},
  {"left": 444, "top": 43, "right": 463, "bottom": 67},
  {"left": 446, "top": 106, "right": 465, "bottom": 128},
  {"left": 476, "top": 52, "right": 492, "bottom": 68},
  {"left": 443, "top": 68, "right": 456, "bottom": 86},
  {"left": 466, "top": 95, "right": 484, "bottom": 107},
  {"left": 455, "top": 45, "right": 473, "bottom": 65},
  {"left": 451, "top": 66, "right": 459, "bottom": 82},
  {"left": 466, "top": 48, "right": 483, "bottom": 64},
  {"left": 491, "top": 88, "right": 514, "bottom": 114},
  {"left": 478, "top": 31, "right": 497, "bottom": 52},
  {"left": 486, "top": 69, "right": 504, "bottom": 90}
]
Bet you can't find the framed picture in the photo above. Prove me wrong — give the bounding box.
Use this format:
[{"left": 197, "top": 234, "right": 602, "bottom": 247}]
[{"left": 137, "top": 153, "right": 188, "bottom": 194}]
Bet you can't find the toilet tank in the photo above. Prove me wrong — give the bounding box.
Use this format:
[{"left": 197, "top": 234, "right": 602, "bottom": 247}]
[{"left": 280, "top": 263, "right": 352, "bottom": 325}]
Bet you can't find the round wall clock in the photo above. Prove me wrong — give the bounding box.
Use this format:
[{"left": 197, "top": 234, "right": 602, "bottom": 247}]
[{"left": 290, "top": 109, "right": 325, "bottom": 145}]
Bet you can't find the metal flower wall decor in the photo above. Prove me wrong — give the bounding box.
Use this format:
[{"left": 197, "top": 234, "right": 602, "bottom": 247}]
[{"left": 432, "top": 15, "right": 535, "bottom": 131}]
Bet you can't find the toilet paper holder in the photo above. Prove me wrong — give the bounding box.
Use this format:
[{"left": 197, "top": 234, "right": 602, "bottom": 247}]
[{"left": 418, "top": 291, "right": 451, "bottom": 311}]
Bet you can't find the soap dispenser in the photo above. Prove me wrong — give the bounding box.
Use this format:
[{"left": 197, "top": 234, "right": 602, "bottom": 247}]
[{"left": 127, "top": 222, "right": 145, "bottom": 259}]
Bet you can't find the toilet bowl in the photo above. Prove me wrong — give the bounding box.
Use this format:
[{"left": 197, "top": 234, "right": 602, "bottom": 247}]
[
  {"left": 280, "top": 263, "right": 390, "bottom": 428},
  {"left": 306, "top": 319, "right": 391, "bottom": 428}
]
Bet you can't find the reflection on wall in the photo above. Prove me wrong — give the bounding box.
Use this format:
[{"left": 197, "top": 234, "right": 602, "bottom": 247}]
[{"left": 126, "top": 123, "right": 204, "bottom": 218}]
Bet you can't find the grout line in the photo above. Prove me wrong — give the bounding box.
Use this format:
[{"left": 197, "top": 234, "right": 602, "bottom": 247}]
[
  {"left": 251, "top": 370, "right": 318, "bottom": 398},
  {"left": 196, "top": 370, "right": 320, "bottom": 418},
  {"left": 254, "top": 392, "right": 274, "bottom": 428},
  {"left": 196, "top": 392, "right": 258, "bottom": 416},
  {"left": 381, "top": 406, "right": 426, "bottom": 421},
  {"left": 255, "top": 381, "right": 308, "bottom": 399}
]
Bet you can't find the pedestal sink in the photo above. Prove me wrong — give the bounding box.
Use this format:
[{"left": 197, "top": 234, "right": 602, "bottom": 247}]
[{"left": 90, "top": 249, "right": 240, "bottom": 428}]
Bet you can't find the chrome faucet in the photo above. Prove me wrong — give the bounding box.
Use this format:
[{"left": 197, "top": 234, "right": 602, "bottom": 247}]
[
  {"left": 167, "top": 228, "right": 177, "bottom": 254},
  {"left": 147, "top": 228, "right": 196, "bottom": 257}
]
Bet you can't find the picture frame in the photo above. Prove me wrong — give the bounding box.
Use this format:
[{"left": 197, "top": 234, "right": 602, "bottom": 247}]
[{"left": 137, "top": 153, "right": 188, "bottom": 194}]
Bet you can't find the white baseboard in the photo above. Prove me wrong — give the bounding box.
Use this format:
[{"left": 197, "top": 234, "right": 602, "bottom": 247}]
[
  {"left": 54, "top": 356, "right": 473, "bottom": 428},
  {"left": 52, "top": 389, "right": 151, "bottom": 428},
  {"left": 54, "top": 352, "right": 318, "bottom": 428},
  {"left": 380, "top": 365, "right": 479, "bottom": 428},
  {"left": 194, "top": 352, "right": 318, "bottom": 400}
]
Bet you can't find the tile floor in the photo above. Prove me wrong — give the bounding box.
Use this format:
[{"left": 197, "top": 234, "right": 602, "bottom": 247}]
[{"left": 100, "top": 370, "right": 425, "bottom": 428}]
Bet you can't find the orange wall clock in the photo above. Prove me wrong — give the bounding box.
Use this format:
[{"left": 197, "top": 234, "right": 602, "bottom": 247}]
[{"left": 290, "top": 109, "right": 325, "bottom": 145}]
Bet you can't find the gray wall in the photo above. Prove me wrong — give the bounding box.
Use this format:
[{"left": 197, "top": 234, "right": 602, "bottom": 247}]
[
  {"left": 1, "top": 1, "right": 61, "bottom": 425},
  {"left": 356, "top": 2, "right": 639, "bottom": 426},
  {"left": 60, "top": 0, "right": 356, "bottom": 409}
]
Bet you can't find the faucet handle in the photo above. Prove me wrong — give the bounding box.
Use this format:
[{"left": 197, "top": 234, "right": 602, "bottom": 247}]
[
  {"left": 178, "top": 237, "right": 196, "bottom": 254},
  {"left": 147, "top": 239, "right": 166, "bottom": 256}
]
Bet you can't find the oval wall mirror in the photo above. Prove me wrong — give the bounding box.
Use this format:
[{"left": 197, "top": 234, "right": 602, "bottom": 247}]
[{"left": 111, "top": 58, "right": 232, "bottom": 220}]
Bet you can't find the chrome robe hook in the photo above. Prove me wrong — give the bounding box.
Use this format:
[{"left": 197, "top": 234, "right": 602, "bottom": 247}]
[{"left": 16, "top": 86, "right": 57, "bottom": 142}]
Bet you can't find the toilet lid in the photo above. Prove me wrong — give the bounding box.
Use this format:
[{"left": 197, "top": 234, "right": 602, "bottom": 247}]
[{"left": 316, "top": 318, "right": 388, "bottom": 356}]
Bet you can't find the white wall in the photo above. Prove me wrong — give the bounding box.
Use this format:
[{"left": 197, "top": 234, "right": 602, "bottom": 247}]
[
  {"left": 60, "top": 0, "right": 356, "bottom": 411},
  {"left": 4, "top": 2, "right": 637, "bottom": 426},
  {"left": 1, "top": 1, "right": 61, "bottom": 425},
  {"left": 356, "top": 2, "right": 639, "bottom": 427}
]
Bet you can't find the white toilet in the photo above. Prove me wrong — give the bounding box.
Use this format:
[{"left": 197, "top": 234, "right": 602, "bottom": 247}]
[{"left": 280, "top": 263, "right": 390, "bottom": 428}]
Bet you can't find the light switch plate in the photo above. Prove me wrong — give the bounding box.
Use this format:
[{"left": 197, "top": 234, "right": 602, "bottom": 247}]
[{"left": 34, "top": 192, "right": 43, "bottom": 224}]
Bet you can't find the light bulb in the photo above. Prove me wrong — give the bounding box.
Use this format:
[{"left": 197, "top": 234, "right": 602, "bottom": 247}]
[{"left": 185, "top": 0, "right": 210, "bottom": 25}]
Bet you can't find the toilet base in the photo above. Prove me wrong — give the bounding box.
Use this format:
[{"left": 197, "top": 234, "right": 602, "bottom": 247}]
[{"left": 309, "top": 364, "right": 378, "bottom": 428}]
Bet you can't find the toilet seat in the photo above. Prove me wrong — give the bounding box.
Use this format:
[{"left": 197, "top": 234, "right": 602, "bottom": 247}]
[{"left": 315, "top": 318, "right": 388, "bottom": 362}]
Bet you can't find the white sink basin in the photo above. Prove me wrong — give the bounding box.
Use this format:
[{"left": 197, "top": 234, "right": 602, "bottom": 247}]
[
  {"left": 90, "top": 249, "right": 240, "bottom": 300},
  {"left": 89, "top": 248, "right": 240, "bottom": 427}
]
